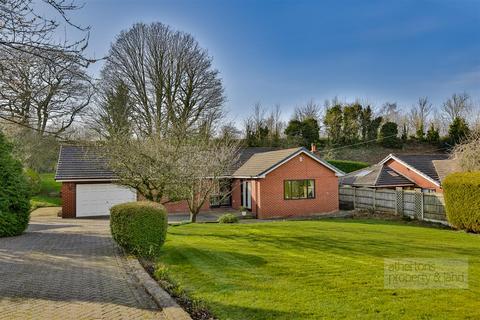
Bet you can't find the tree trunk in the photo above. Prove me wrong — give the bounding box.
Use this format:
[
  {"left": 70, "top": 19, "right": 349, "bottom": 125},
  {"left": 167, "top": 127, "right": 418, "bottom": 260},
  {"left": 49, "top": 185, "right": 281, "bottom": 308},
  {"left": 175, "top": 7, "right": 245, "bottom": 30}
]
[{"left": 189, "top": 211, "right": 197, "bottom": 223}]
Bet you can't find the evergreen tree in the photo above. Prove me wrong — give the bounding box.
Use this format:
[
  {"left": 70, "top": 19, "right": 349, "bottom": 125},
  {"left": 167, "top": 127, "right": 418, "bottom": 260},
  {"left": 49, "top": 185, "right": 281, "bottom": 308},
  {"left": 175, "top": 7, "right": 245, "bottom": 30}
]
[
  {"left": 245, "top": 122, "right": 270, "bottom": 147},
  {"left": 0, "top": 130, "right": 31, "bottom": 237},
  {"left": 379, "top": 122, "right": 402, "bottom": 148},
  {"left": 426, "top": 123, "right": 440, "bottom": 144},
  {"left": 96, "top": 81, "right": 132, "bottom": 139},
  {"left": 368, "top": 116, "right": 383, "bottom": 141},
  {"left": 359, "top": 105, "right": 373, "bottom": 141},
  {"left": 323, "top": 104, "right": 343, "bottom": 144},
  {"left": 302, "top": 118, "right": 320, "bottom": 146},
  {"left": 342, "top": 103, "right": 361, "bottom": 143},
  {"left": 401, "top": 124, "right": 408, "bottom": 141},
  {"left": 448, "top": 117, "right": 470, "bottom": 145},
  {"left": 416, "top": 123, "right": 425, "bottom": 141},
  {"left": 285, "top": 118, "right": 320, "bottom": 148}
]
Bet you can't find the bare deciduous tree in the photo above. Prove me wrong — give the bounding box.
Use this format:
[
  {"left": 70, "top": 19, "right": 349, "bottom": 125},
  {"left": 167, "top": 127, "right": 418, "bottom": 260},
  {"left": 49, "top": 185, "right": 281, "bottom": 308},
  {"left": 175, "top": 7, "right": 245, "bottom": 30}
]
[
  {"left": 99, "top": 22, "right": 225, "bottom": 138},
  {"left": 244, "top": 103, "right": 284, "bottom": 147},
  {"left": 0, "top": 0, "right": 93, "bottom": 67},
  {"left": 0, "top": 52, "right": 92, "bottom": 136},
  {"left": 451, "top": 129, "right": 480, "bottom": 171},
  {"left": 442, "top": 93, "right": 472, "bottom": 123},
  {"left": 266, "top": 104, "right": 284, "bottom": 142},
  {"left": 176, "top": 138, "right": 239, "bottom": 222},
  {"left": 294, "top": 100, "right": 321, "bottom": 121},
  {"left": 219, "top": 121, "right": 242, "bottom": 140},
  {"left": 379, "top": 102, "right": 401, "bottom": 124},
  {"left": 409, "top": 97, "right": 432, "bottom": 138},
  {"left": 104, "top": 136, "right": 239, "bottom": 222},
  {"left": 104, "top": 136, "right": 185, "bottom": 203}
]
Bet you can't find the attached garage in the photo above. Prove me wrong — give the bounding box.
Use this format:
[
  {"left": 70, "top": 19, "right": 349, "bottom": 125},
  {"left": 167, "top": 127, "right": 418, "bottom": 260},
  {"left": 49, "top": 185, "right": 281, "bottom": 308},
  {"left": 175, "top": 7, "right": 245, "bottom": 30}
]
[
  {"left": 76, "top": 184, "right": 137, "bottom": 217},
  {"left": 55, "top": 146, "right": 138, "bottom": 218}
]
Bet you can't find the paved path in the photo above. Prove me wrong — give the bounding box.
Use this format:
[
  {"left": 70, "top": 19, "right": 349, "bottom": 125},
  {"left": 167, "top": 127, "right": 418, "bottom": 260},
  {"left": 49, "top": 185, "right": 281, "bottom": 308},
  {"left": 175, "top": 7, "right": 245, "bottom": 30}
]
[{"left": 0, "top": 210, "right": 165, "bottom": 319}]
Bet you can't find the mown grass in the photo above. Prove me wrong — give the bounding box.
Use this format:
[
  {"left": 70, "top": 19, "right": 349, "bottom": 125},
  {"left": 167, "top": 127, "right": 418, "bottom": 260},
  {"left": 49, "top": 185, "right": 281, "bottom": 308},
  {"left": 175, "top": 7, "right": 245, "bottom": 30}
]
[
  {"left": 31, "top": 173, "right": 62, "bottom": 209},
  {"left": 157, "top": 219, "right": 480, "bottom": 320}
]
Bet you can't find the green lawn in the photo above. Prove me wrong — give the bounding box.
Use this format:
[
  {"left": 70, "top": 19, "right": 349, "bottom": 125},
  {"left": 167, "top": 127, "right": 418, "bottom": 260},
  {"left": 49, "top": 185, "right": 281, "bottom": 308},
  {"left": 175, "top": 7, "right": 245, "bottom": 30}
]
[
  {"left": 31, "top": 173, "right": 62, "bottom": 208},
  {"left": 157, "top": 219, "right": 480, "bottom": 320}
]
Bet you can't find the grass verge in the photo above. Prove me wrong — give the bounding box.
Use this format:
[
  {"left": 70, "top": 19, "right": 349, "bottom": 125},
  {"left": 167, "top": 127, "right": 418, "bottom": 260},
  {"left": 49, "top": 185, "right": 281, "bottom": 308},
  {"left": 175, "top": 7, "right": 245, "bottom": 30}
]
[{"left": 30, "top": 173, "right": 62, "bottom": 210}]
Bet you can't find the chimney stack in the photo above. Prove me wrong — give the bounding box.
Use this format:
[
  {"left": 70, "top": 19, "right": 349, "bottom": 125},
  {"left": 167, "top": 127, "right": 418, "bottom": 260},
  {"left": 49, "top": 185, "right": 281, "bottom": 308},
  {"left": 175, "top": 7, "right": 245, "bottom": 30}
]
[{"left": 310, "top": 143, "right": 317, "bottom": 153}]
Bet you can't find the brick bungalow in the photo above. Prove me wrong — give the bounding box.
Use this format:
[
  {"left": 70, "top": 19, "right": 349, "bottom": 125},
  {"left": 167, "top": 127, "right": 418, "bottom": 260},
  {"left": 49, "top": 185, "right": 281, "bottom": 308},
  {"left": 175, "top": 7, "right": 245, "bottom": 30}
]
[
  {"left": 55, "top": 146, "right": 345, "bottom": 219},
  {"left": 340, "top": 153, "right": 460, "bottom": 193}
]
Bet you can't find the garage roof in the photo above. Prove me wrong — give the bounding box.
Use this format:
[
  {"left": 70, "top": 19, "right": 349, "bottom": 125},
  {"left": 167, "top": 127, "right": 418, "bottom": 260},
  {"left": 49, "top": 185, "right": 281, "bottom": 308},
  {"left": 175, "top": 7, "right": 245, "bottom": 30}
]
[{"left": 55, "top": 146, "right": 116, "bottom": 181}]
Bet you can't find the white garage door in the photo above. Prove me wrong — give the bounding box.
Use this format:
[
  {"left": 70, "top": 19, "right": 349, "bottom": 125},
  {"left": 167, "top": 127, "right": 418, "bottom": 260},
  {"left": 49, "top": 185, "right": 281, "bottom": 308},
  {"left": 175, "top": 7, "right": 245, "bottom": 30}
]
[{"left": 76, "top": 184, "right": 137, "bottom": 217}]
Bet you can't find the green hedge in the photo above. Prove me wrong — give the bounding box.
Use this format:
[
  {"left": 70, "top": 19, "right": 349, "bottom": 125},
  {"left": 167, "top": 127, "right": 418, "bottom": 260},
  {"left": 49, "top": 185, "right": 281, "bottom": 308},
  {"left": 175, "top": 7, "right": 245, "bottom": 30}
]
[
  {"left": 110, "top": 201, "right": 168, "bottom": 258},
  {"left": 443, "top": 172, "right": 480, "bottom": 233},
  {"left": 0, "top": 131, "right": 31, "bottom": 237},
  {"left": 327, "top": 160, "right": 370, "bottom": 173}
]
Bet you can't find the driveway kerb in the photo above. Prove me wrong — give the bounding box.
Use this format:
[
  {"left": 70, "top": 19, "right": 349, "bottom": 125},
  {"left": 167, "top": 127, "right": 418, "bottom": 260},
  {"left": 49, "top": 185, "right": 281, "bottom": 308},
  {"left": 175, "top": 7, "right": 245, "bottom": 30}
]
[{"left": 118, "top": 246, "right": 192, "bottom": 320}]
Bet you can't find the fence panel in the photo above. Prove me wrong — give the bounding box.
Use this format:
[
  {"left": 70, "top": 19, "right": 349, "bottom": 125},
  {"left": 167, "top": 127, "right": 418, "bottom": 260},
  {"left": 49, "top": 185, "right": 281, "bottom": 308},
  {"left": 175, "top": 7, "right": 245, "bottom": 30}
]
[
  {"left": 374, "top": 189, "right": 396, "bottom": 211},
  {"left": 423, "top": 193, "right": 447, "bottom": 222},
  {"left": 338, "top": 186, "right": 447, "bottom": 224}
]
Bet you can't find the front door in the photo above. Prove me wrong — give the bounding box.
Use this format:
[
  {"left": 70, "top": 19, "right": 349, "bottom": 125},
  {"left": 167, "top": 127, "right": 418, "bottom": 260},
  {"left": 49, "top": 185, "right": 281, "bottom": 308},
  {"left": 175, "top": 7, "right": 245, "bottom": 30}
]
[{"left": 241, "top": 181, "right": 252, "bottom": 209}]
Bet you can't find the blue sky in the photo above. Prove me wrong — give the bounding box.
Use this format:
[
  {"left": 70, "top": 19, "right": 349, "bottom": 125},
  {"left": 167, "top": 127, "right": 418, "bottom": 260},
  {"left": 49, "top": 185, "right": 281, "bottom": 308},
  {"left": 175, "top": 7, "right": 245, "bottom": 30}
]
[{"left": 69, "top": 0, "right": 479, "bottom": 121}]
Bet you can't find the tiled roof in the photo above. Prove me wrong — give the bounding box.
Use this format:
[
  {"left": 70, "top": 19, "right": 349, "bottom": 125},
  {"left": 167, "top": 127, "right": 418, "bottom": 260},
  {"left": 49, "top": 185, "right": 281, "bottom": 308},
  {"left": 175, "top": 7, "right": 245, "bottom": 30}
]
[
  {"left": 341, "top": 153, "right": 460, "bottom": 188},
  {"left": 232, "top": 147, "right": 344, "bottom": 177},
  {"left": 340, "top": 164, "right": 414, "bottom": 187},
  {"left": 233, "top": 148, "right": 303, "bottom": 177},
  {"left": 55, "top": 146, "right": 116, "bottom": 181},
  {"left": 376, "top": 166, "right": 415, "bottom": 187},
  {"left": 339, "top": 164, "right": 381, "bottom": 186},
  {"left": 432, "top": 158, "right": 460, "bottom": 182},
  {"left": 227, "top": 147, "right": 279, "bottom": 175},
  {"left": 394, "top": 154, "right": 449, "bottom": 183},
  {"left": 55, "top": 145, "right": 343, "bottom": 181}
]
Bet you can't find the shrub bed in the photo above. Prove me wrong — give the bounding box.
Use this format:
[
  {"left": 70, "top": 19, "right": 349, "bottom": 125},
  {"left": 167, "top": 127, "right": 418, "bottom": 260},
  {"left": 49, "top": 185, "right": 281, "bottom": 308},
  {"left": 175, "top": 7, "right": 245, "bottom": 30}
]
[
  {"left": 443, "top": 172, "right": 480, "bottom": 232},
  {"left": 218, "top": 213, "right": 239, "bottom": 224},
  {"left": 110, "top": 201, "right": 168, "bottom": 257}
]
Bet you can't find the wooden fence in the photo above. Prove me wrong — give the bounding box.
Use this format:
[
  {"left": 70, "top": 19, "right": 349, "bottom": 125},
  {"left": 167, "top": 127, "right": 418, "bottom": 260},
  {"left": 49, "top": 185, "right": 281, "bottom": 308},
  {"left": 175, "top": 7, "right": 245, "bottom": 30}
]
[{"left": 339, "top": 186, "right": 447, "bottom": 224}]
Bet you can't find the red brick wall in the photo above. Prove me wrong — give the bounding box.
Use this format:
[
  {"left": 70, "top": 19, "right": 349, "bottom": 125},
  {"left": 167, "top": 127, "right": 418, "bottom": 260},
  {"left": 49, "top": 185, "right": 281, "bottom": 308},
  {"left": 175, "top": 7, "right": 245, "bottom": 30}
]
[
  {"left": 231, "top": 179, "right": 241, "bottom": 210},
  {"left": 251, "top": 179, "right": 260, "bottom": 215},
  {"left": 163, "top": 200, "right": 210, "bottom": 213},
  {"left": 61, "top": 182, "right": 76, "bottom": 218},
  {"left": 386, "top": 159, "right": 442, "bottom": 192},
  {"left": 256, "top": 154, "right": 339, "bottom": 219},
  {"left": 137, "top": 193, "right": 210, "bottom": 213}
]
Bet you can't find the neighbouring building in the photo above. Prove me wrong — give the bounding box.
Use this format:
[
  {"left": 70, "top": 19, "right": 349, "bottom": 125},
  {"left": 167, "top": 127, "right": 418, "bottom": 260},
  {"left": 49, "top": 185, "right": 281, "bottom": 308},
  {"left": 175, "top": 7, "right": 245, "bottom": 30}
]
[
  {"left": 340, "top": 153, "right": 460, "bottom": 193},
  {"left": 55, "top": 145, "right": 345, "bottom": 219}
]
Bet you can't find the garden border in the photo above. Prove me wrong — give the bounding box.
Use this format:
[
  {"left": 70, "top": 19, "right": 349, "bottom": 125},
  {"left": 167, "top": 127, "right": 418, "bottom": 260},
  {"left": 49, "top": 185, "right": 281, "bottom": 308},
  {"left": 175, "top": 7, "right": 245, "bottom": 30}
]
[{"left": 114, "top": 245, "right": 192, "bottom": 320}]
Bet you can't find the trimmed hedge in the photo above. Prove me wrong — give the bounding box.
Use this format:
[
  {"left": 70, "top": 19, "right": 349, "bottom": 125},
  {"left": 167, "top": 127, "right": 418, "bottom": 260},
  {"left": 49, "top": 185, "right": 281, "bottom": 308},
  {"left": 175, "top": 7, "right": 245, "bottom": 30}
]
[
  {"left": 0, "top": 131, "right": 31, "bottom": 237},
  {"left": 443, "top": 172, "right": 480, "bottom": 232},
  {"left": 327, "top": 160, "right": 370, "bottom": 173},
  {"left": 110, "top": 201, "right": 168, "bottom": 258},
  {"left": 218, "top": 213, "right": 239, "bottom": 224}
]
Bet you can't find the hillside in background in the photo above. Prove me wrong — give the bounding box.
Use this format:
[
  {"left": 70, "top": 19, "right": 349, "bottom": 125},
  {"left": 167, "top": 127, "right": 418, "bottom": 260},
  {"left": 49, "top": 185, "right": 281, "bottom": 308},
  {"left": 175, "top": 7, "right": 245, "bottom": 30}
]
[{"left": 324, "top": 142, "right": 446, "bottom": 165}]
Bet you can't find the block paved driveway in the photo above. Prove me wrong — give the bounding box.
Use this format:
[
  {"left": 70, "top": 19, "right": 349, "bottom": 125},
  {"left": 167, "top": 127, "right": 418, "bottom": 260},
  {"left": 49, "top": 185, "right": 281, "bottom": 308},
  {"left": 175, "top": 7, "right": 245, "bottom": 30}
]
[{"left": 0, "top": 209, "right": 165, "bottom": 319}]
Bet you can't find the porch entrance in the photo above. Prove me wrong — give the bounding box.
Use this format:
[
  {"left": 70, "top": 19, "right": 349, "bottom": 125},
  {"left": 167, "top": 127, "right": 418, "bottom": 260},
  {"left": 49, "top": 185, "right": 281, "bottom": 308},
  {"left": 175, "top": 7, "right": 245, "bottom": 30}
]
[{"left": 241, "top": 181, "right": 252, "bottom": 209}]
